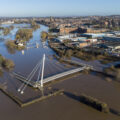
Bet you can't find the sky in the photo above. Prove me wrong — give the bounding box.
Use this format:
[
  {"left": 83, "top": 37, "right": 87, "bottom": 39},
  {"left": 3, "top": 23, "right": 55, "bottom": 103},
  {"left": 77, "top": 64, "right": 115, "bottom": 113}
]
[{"left": 0, "top": 0, "right": 120, "bottom": 17}]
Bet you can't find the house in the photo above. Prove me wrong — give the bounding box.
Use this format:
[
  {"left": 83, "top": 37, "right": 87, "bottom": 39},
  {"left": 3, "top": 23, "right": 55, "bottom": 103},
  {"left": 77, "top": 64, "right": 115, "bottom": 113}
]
[
  {"left": 107, "top": 44, "right": 120, "bottom": 50},
  {"left": 18, "top": 43, "right": 24, "bottom": 46},
  {"left": 59, "top": 26, "right": 78, "bottom": 34},
  {"left": 15, "top": 40, "right": 24, "bottom": 46},
  {"left": 81, "top": 33, "right": 106, "bottom": 38},
  {"left": 79, "top": 41, "right": 90, "bottom": 48}
]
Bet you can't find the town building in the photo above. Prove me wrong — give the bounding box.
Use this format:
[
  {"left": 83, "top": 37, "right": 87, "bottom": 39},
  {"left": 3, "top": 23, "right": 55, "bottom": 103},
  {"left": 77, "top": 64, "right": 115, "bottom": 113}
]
[{"left": 59, "top": 26, "right": 78, "bottom": 34}]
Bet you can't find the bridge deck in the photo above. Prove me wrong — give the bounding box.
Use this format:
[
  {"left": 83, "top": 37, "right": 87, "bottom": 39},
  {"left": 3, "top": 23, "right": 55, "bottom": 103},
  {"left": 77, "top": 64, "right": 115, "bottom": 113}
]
[
  {"left": 13, "top": 66, "right": 87, "bottom": 88},
  {"left": 43, "top": 66, "right": 86, "bottom": 84}
]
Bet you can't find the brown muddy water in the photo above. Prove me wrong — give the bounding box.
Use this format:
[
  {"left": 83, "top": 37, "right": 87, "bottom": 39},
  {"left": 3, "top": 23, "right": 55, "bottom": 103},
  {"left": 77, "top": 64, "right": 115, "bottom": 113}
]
[{"left": 0, "top": 24, "right": 120, "bottom": 120}]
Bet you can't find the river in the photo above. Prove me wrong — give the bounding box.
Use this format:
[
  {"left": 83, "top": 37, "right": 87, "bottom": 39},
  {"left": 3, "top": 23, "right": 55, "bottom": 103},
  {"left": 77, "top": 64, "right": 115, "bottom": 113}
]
[{"left": 0, "top": 23, "right": 120, "bottom": 120}]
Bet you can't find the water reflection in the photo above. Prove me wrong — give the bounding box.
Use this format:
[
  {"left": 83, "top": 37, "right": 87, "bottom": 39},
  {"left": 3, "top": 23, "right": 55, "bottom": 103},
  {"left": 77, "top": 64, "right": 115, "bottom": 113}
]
[
  {"left": 21, "top": 50, "right": 25, "bottom": 55},
  {"left": 6, "top": 47, "right": 16, "bottom": 54}
]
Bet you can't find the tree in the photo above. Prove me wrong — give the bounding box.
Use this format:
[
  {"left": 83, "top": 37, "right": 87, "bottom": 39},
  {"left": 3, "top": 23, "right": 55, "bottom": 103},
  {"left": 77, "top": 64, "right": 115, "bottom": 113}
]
[
  {"left": 16, "top": 35, "right": 20, "bottom": 40},
  {"left": 116, "top": 69, "right": 120, "bottom": 80},
  {"left": 30, "top": 20, "right": 40, "bottom": 30},
  {"left": 41, "top": 31, "right": 48, "bottom": 40},
  {"left": 16, "top": 29, "right": 33, "bottom": 41},
  {"left": 65, "top": 49, "right": 73, "bottom": 58}
]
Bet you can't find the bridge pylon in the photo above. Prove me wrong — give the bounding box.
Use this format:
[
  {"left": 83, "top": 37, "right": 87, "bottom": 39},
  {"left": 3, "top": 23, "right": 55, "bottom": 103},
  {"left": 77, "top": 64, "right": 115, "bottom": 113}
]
[{"left": 40, "top": 54, "right": 45, "bottom": 87}]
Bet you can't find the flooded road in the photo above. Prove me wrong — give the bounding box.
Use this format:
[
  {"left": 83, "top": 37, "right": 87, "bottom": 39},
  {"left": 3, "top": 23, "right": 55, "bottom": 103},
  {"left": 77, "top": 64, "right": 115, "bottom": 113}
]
[{"left": 0, "top": 23, "right": 120, "bottom": 120}]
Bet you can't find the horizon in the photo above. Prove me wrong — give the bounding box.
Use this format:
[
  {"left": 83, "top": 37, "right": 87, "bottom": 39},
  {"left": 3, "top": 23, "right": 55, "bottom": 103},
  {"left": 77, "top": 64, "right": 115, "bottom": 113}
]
[
  {"left": 0, "top": 0, "right": 120, "bottom": 17},
  {"left": 0, "top": 14, "right": 120, "bottom": 18}
]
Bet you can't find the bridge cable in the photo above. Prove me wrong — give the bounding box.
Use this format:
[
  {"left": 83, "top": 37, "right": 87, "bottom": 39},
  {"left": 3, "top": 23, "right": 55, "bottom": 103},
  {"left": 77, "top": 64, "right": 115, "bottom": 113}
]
[
  {"left": 18, "top": 59, "right": 42, "bottom": 93},
  {"left": 17, "top": 60, "right": 41, "bottom": 92},
  {"left": 20, "top": 61, "right": 42, "bottom": 94}
]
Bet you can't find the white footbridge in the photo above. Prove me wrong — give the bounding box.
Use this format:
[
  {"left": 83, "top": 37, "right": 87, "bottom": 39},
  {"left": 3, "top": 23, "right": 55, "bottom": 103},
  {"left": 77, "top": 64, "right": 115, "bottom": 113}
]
[{"left": 13, "top": 54, "right": 92, "bottom": 94}]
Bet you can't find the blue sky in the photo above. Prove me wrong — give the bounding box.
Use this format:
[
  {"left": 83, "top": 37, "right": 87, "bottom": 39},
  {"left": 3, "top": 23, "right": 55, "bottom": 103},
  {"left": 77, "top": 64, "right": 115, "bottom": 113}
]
[{"left": 0, "top": 0, "right": 120, "bottom": 17}]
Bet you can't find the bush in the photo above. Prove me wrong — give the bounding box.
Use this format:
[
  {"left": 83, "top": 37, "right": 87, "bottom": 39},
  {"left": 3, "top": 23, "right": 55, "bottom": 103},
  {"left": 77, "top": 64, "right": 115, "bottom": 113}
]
[
  {"left": 116, "top": 69, "right": 120, "bottom": 80},
  {"left": 64, "top": 49, "right": 73, "bottom": 58},
  {"left": 30, "top": 20, "right": 40, "bottom": 30},
  {"left": 0, "top": 54, "right": 14, "bottom": 72},
  {"left": 3, "top": 28, "right": 11, "bottom": 35},
  {"left": 16, "top": 29, "right": 33, "bottom": 41},
  {"left": 3, "top": 25, "right": 14, "bottom": 35},
  {"left": 80, "top": 94, "right": 109, "bottom": 113},
  {"left": 6, "top": 40, "right": 16, "bottom": 49},
  {"left": 0, "top": 68, "right": 3, "bottom": 76},
  {"left": 104, "top": 65, "right": 120, "bottom": 81},
  {"left": 0, "top": 55, "right": 4, "bottom": 65},
  {"left": 41, "top": 31, "right": 48, "bottom": 40},
  {"left": 2, "top": 59, "right": 15, "bottom": 70}
]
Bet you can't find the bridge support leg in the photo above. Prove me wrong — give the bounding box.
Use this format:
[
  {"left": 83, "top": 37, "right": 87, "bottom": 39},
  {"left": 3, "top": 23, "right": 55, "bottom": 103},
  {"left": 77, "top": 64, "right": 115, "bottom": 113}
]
[{"left": 41, "top": 54, "right": 45, "bottom": 87}]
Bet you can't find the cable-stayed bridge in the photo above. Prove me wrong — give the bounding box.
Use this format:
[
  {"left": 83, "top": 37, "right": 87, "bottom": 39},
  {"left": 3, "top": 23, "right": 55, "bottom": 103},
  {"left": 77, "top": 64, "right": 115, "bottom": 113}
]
[{"left": 13, "top": 54, "right": 92, "bottom": 94}]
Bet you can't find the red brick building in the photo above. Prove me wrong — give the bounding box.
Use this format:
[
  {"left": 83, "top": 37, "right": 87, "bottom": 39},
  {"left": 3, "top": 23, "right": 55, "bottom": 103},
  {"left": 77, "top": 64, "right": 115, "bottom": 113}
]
[{"left": 59, "top": 27, "right": 78, "bottom": 34}]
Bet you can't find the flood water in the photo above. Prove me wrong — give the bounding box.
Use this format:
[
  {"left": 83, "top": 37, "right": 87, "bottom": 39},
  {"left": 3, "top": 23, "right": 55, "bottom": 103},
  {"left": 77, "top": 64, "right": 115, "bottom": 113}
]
[{"left": 0, "top": 23, "right": 120, "bottom": 120}]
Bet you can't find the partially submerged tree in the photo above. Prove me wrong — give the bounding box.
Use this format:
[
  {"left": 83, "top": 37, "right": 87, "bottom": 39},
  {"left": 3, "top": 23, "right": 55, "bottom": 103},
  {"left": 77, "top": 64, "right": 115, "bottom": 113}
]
[{"left": 41, "top": 31, "right": 48, "bottom": 40}]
